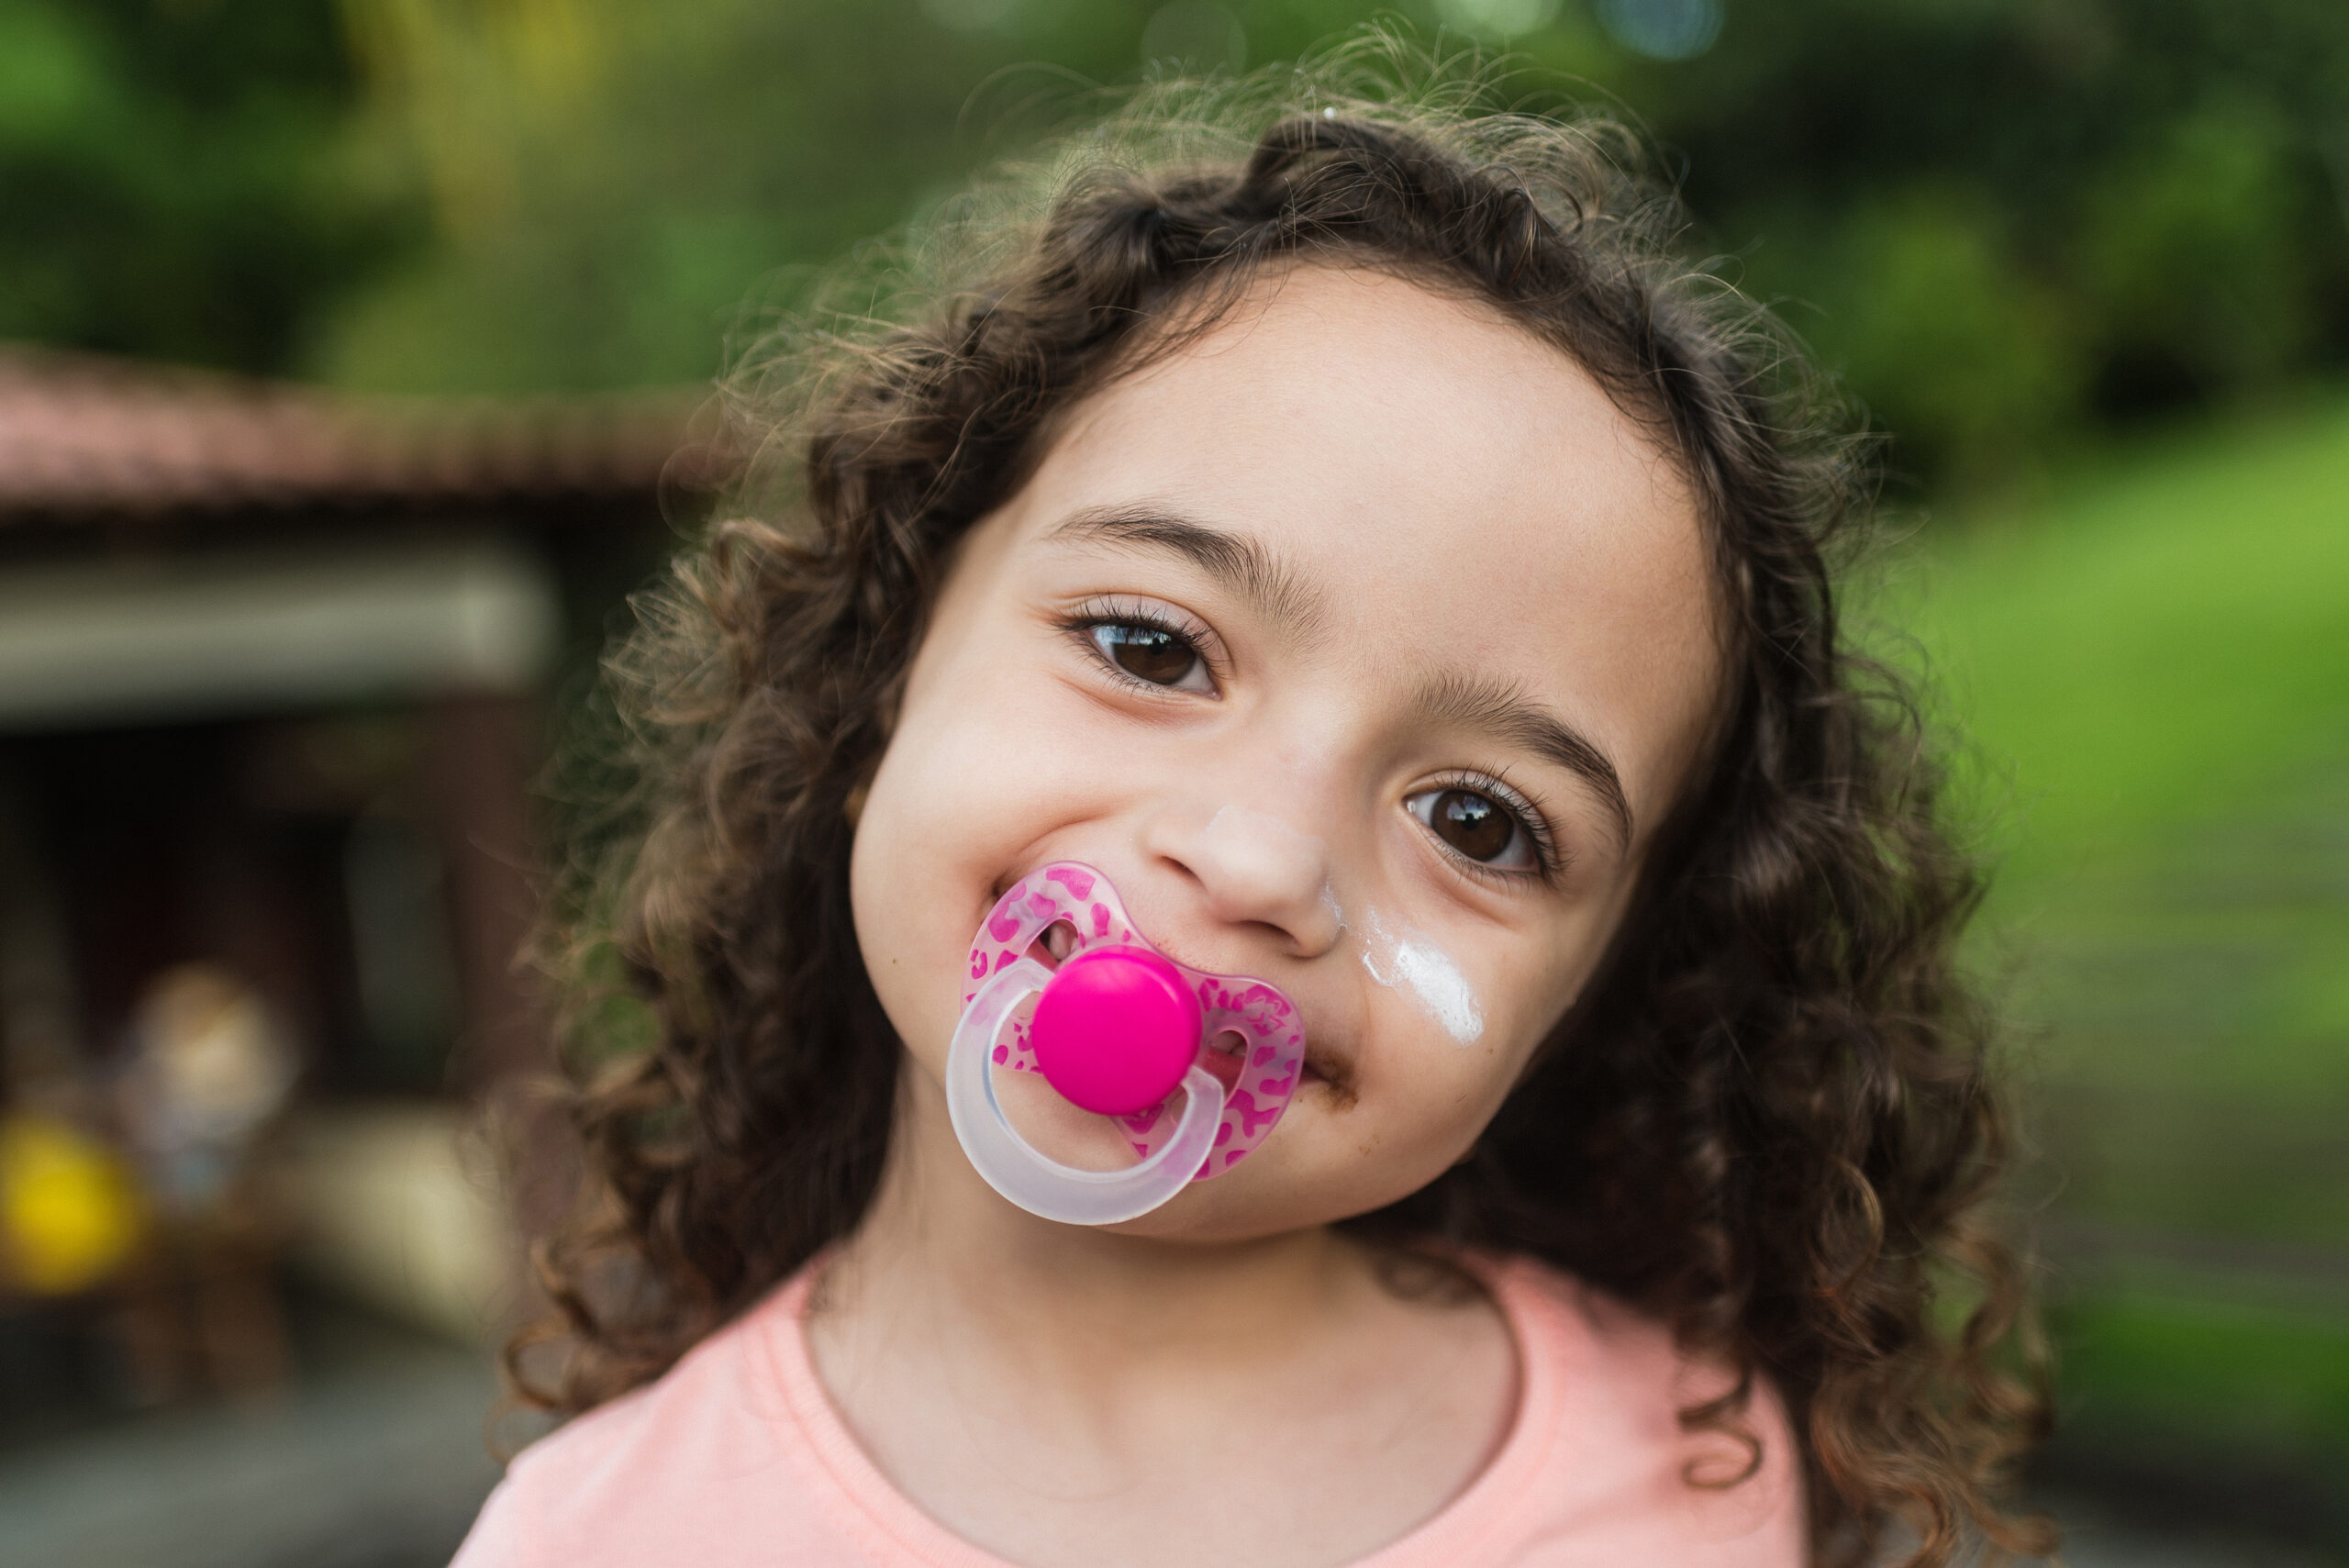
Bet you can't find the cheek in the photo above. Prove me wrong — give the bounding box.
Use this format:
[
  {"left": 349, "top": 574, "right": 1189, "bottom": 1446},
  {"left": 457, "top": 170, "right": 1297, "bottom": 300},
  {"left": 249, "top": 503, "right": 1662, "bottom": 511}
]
[
  {"left": 1397, "top": 1005, "right": 1532, "bottom": 1123},
  {"left": 1352, "top": 906, "right": 1608, "bottom": 1149},
  {"left": 859, "top": 670, "right": 1106, "bottom": 895},
  {"left": 849, "top": 634, "right": 1126, "bottom": 1066},
  {"left": 851, "top": 654, "right": 1011, "bottom": 1065},
  {"left": 1205, "top": 1030, "right": 1523, "bottom": 1236},
  {"left": 852, "top": 730, "right": 1009, "bottom": 1068}
]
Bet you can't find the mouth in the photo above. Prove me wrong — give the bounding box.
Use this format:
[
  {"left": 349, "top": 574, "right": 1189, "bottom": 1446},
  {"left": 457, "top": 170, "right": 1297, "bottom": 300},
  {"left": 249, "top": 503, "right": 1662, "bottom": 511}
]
[
  {"left": 1025, "top": 917, "right": 1079, "bottom": 973},
  {"left": 1196, "top": 1031, "right": 1353, "bottom": 1107}
]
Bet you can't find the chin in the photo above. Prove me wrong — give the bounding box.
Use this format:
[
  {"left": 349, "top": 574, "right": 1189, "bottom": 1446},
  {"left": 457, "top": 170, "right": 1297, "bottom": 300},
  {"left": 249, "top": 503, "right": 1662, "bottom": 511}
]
[{"left": 1093, "top": 1123, "right": 1437, "bottom": 1243}]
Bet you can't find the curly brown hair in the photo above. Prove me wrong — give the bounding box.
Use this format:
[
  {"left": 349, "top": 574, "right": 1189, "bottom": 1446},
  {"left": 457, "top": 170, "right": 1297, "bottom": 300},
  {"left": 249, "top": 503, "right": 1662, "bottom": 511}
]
[{"left": 516, "top": 47, "right": 2054, "bottom": 1568}]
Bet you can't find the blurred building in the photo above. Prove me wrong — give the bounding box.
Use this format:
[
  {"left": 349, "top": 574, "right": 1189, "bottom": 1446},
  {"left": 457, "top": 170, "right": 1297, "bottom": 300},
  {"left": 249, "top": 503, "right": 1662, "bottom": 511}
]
[{"left": 0, "top": 346, "right": 709, "bottom": 1353}]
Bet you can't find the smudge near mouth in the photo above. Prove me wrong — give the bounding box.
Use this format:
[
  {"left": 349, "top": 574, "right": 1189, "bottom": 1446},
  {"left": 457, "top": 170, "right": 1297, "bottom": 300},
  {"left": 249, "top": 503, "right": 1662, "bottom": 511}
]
[{"left": 1302, "top": 1045, "right": 1358, "bottom": 1108}]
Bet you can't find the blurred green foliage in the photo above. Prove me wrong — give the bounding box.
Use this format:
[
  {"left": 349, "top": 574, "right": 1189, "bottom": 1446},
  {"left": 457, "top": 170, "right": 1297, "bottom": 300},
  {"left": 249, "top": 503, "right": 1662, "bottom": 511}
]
[
  {"left": 4, "top": 0, "right": 2345, "bottom": 488},
  {"left": 1890, "top": 396, "right": 2349, "bottom": 1525},
  {"left": 1896, "top": 395, "right": 2349, "bottom": 1245},
  {"left": 2051, "top": 1287, "right": 2349, "bottom": 1530},
  {"left": 1609, "top": 0, "right": 2349, "bottom": 483},
  {"left": 0, "top": 0, "right": 413, "bottom": 371}
]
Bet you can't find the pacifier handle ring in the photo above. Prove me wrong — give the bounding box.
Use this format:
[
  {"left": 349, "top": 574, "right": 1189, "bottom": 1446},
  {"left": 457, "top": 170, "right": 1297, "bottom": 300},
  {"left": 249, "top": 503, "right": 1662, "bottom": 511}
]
[{"left": 946, "top": 958, "right": 1226, "bottom": 1226}]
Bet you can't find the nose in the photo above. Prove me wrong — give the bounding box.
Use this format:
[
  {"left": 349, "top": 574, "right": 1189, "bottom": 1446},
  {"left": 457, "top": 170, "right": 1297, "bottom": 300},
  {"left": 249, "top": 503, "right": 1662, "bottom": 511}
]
[{"left": 1142, "top": 801, "right": 1342, "bottom": 960}]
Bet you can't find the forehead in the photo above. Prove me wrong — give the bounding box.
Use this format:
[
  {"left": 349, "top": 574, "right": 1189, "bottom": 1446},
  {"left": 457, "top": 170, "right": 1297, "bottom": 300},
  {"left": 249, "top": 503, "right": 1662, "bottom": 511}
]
[{"left": 1011, "top": 264, "right": 1722, "bottom": 828}]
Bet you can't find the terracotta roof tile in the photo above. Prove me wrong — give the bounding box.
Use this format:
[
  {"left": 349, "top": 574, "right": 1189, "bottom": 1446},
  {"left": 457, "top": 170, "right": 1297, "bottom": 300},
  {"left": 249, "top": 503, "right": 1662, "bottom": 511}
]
[{"left": 0, "top": 347, "right": 732, "bottom": 517}]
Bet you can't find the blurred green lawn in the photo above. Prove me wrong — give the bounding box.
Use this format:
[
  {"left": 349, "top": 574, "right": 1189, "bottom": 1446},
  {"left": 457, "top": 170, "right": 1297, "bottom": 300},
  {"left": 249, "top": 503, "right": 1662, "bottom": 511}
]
[{"left": 1884, "top": 396, "right": 2349, "bottom": 1517}]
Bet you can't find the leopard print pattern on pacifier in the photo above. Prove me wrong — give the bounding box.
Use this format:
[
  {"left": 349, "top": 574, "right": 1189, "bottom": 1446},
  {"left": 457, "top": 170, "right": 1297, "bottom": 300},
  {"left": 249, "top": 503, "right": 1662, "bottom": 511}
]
[{"left": 945, "top": 863, "right": 1306, "bottom": 1224}]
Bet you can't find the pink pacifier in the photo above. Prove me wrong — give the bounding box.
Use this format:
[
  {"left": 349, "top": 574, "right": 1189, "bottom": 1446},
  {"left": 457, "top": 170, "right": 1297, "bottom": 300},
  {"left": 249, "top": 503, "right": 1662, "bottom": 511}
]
[{"left": 946, "top": 862, "right": 1307, "bottom": 1224}]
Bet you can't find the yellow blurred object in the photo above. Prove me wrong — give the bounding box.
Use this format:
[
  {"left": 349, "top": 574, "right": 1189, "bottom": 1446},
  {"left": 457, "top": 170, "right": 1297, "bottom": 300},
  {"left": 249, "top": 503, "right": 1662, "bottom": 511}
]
[{"left": 0, "top": 1111, "right": 146, "bottom": 1296}]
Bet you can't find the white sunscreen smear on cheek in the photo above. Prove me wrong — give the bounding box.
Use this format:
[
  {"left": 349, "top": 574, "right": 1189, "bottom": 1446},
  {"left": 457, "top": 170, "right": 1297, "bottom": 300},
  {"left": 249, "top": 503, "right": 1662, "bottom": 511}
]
[{"left": 1358, "top": 907, "right": 1485, "bottom": 1045}]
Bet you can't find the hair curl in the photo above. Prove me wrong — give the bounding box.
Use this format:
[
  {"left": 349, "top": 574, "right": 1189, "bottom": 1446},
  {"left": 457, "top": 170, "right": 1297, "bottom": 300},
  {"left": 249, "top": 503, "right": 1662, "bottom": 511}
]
[{"left": 516, "top": 47, "right": 2053, "bottom": 1568}]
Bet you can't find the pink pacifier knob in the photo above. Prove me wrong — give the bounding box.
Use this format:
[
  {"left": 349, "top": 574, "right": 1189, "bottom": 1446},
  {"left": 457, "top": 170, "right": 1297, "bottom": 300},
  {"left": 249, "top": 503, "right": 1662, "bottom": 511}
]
[{"left": 1028, "top": 946, "right": 1203, "bottom": 1117}]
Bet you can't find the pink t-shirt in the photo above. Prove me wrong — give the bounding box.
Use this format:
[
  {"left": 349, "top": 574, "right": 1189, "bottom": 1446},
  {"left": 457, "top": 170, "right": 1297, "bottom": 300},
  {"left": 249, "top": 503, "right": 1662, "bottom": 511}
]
[{"left": 453, "top": 1255, "right": 1804, "bottom": 1567}]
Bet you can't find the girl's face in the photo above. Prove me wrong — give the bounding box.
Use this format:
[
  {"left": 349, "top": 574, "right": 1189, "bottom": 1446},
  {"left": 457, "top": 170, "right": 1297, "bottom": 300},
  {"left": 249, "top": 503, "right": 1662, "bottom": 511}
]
[{"left": 852, "top": 264, "right": 1722, "bottom": 1240}]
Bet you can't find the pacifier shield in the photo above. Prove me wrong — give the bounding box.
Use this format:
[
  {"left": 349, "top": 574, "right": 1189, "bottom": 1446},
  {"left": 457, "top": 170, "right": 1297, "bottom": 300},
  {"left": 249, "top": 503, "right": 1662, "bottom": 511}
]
[
  {"left": 1030, "top": 947, "right": 1202, "bottom": 1117},
  {"left": 947, "top": 862, "right": 1308, "bottom": 1224}
]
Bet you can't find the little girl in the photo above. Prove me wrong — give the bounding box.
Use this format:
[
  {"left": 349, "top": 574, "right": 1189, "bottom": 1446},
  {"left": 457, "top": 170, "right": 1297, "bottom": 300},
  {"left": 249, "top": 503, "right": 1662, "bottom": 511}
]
[{"left": 456, "top": 55, "right": 2051, "bottom": 1568}]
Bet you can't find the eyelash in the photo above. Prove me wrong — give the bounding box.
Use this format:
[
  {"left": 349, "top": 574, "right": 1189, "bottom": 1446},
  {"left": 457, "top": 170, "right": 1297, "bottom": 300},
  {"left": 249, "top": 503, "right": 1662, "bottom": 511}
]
[
  {"left": 1058, "top": 596, "right": 1225, "bottom": 694},
  {"left": 1057, "top": 598, "right": 1564, "bottom": 886},
  {"left": 1419, "top": 769, "right": 1564, "bottom": 885}
]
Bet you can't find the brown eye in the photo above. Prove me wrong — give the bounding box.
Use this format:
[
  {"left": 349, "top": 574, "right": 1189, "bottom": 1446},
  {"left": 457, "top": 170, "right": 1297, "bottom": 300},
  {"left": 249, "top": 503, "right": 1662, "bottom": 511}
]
[
  {"left": 1090, "top": 623, "right": 1209, "bottom": 691},
  {"left": 1405, "top": 786, "right": 1533, "bottom": 869}
]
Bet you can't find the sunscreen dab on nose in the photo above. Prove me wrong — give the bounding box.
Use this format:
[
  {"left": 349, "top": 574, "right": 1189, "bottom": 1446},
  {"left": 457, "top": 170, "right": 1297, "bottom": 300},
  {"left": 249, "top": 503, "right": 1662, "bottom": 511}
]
[
  {"left": 1359, "top": 907, "right": 1485, "bottom": 1045},
  {"left": 947, "top": 863, "right": 1307, "bottom": 1225}
]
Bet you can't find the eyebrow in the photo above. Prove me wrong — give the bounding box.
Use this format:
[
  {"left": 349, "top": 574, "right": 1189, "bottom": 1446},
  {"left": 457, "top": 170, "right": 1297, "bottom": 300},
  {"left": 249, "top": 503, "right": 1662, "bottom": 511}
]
[
  {"left": 1044, "top": 503, "right": 1326, "bottom": 640},
  {"left": 1046, "top": 503, "right": 1631, "bottom": 853},
  {"left": 1412, "top": 671, "right": 1635, "bottom": 856}
]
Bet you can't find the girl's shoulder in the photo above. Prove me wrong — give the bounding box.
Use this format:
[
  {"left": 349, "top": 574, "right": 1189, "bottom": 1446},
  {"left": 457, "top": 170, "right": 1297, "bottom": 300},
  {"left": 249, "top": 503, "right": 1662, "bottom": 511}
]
[
  {"left": 451, "top": 1274, "right": 845, "bottom": 1568},
  {"left": 1396, "top": 1252, "right": 1804, "bottom": 1566},
  {"left": 1483, "top": 1251, "right": 1762, "bottom": 1432}
]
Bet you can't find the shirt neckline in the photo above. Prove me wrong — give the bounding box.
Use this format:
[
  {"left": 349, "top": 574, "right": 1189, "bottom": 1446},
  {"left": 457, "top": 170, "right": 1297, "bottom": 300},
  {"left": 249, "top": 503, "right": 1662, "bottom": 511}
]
[{"left": 754, "top": 1251, "right": 1575, "bottom": 1568}]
